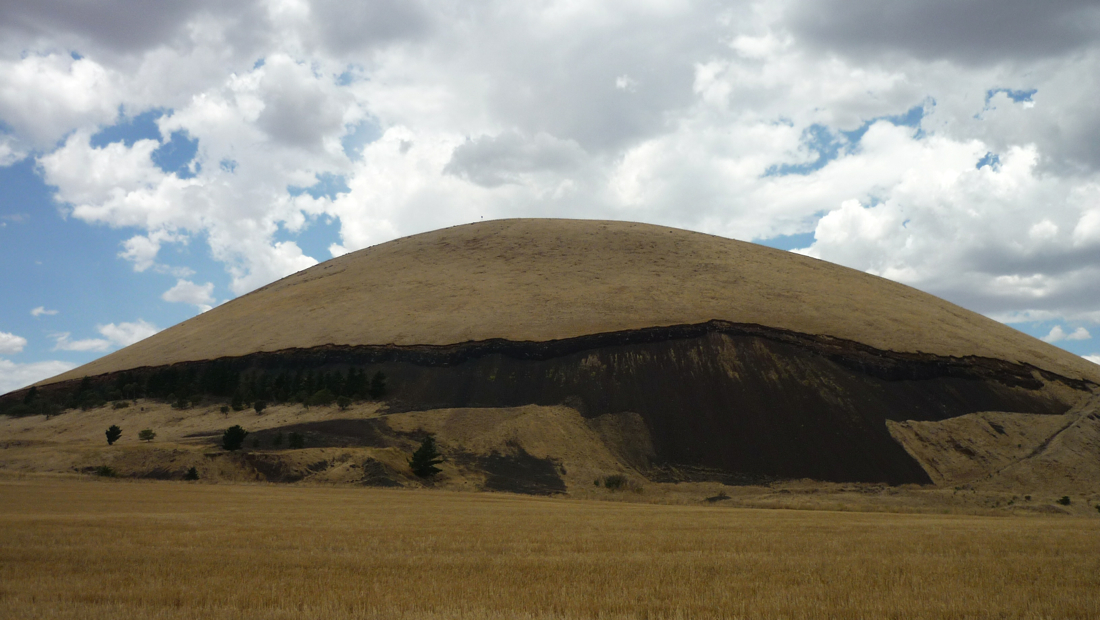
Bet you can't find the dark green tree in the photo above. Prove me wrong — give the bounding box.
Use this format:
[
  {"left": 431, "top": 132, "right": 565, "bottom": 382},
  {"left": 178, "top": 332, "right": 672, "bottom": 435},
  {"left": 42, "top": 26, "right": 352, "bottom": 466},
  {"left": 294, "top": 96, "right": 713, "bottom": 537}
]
[
  {"left": 368, "top": 371, "right": 387, "bottom": 399},
  {"left": 105, "top": 425, "right": 122, "bottom": 445},
  {"left": 138, "top": 429, "right": 156, "bottom": 442},
  {"left": 23, "top": 386, "right": 37, "bottom": 405},
  {"left": 231, "top": 392, "right": 245, "bottom": 412},
  {"left": 288, "top": 432, "right": 305, "bottom": 449},
  {"left": 253, "top": 400, "right": 267, "bottom": 414},
  {"left": 183, "top": 467, "right": 200, "bottom": 481},
  {"left": 222, "top": 425, "right": 248, "bottom": 451},
  {"left": 409, "top": 435, "right": 443, "bottom": 478},
  {"left": 336, "top": 396, "right": 351, "bottom": 411}
]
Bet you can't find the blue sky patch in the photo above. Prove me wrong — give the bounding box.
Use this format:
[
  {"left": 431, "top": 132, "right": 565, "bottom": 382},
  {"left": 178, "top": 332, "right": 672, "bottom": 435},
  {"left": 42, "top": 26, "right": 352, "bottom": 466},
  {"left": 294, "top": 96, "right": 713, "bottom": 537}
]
[
  {"left": 288, "top": 172, "right": 350, "bottom": 200},
  {"left": 1010, "top": 321, "right": 1093, "bottom": 356},
  {"left": 151, "top": 131, "right": 199, "bottom": 178},
  {"left": 976, "top": 152, "right": 1000, "bottom": 170},
  {"left": 276, "top": 216, "right": 342, "bottom": 261},
  {"left": 765, "top": 124, "right": 843, "bottom": 177},
  {"left": 841, "top": 103, "right": 927, "bottom": 144},
  {"left": 90, "top": 109, "right": 165, "bottom": 148},
  {"left": 341, "top": 119, "right": 383, "bottom": 160},
  {"left": 0, "top": 159, "right": 206, "bottom": 367},
  {"left": 754, "top": 231, "right": 816, "bottom": 251},
  {"left": 766, "top": 104, "right": 927, "bottom": 177},
  {"left": 986, "top": 88, "right": 1037, "bottom": 104}
]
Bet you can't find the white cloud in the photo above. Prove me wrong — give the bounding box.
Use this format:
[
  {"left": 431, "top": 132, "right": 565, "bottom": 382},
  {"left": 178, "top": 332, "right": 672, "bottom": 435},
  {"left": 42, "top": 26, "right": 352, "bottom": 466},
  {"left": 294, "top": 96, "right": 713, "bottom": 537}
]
[
  {"left": 0, "top": 53, "right": 122, "bottom": 149},
  {"left": 97, "top": 320, "right": 160, "bottom": 347},
  {"left": 162, "top": 279, "right": 215, "bottom": 312},
  {"left": 1083, "top": 354, "right": 1100, "bottom": 366},
  {"left": 52, "top": 320, "right": 160, "bottom": 352},
  {"left": 0, "top": 359, "right": 77, "bottom": 395},
  {"left": 1041, "top": 326, "right": 1091, "bottom": 344},
  {"left": 31, "top": 306, "right": 59, "bottom": 317},
  {"left": 52, "top": 332, "right": 109, "bottom": 352},
  {"left": 0, "top": 331, "right": 28, "bottom": 355},
  {"left": 3, "top": 0, "right": 1100, "bottom": 345}
]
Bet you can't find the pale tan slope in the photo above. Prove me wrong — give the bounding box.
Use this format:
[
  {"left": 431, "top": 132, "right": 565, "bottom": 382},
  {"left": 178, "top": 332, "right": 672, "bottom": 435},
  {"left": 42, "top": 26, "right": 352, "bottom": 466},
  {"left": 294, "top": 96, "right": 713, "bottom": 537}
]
[
  {"left": 44, "top": 218, "right": 1100, "bottom": 385},
  {"left": 887, "top": 394, "right": 1100, "bottom": 493}
]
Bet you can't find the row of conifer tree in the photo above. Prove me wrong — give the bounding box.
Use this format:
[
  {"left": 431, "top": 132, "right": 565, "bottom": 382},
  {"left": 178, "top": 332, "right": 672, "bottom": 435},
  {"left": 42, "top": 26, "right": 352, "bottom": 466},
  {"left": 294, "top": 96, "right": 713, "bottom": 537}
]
[{"left": 2, "top": 363, "right": 389, "bottom": 417}]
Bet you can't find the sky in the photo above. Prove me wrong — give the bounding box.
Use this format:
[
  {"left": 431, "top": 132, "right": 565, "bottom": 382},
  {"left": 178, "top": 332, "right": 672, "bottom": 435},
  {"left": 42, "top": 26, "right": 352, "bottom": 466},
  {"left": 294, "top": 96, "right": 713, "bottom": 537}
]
[{"left": 2, "top": 0, "right": 1100, "bottom": 394}]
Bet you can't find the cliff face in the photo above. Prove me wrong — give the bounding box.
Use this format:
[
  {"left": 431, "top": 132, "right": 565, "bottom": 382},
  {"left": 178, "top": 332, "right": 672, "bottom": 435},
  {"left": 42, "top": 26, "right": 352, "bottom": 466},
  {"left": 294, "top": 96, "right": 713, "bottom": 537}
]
[{"left": 12, "top": 321, "right": 1084, "bottom": 484}]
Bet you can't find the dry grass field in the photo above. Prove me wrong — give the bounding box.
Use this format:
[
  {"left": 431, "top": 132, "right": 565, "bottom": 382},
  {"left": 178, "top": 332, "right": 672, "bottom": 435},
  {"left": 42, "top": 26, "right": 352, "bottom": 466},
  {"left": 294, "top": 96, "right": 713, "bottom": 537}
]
[{"left": 1, "top": 477, "right": 1098, "bottom": 619}]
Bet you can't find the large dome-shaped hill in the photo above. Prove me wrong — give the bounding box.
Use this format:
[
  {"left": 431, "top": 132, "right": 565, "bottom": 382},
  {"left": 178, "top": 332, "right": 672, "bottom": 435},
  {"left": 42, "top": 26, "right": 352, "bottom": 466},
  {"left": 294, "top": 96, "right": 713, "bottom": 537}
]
[
  {"left": 8, "top": 219, "right": 1100, "bottom": 486},
  {"left": 37, "top": 219, "right": 1100, "bottom": 383}
]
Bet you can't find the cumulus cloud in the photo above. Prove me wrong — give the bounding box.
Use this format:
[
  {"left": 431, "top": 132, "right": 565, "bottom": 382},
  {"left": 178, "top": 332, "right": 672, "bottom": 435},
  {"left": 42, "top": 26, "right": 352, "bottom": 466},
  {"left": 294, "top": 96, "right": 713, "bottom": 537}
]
[
  {"left": 51, "top": 332, "right": 109, "bottom": 352},
  {"left": 1041, "top": 326, "right": 1091, "bottom": 344},
  {"left": 97, "top": 320, "right": 159, "bottom": 346},
  {"left": 3, "top": 0, "right": 1100, "bottom": 351},
  {"left": 161, "top": 279, "right": 215, "bottom": 312},
  {"left": 52, "top": 320, "right": 159, "bottom": 352},
  {"left": 30, "top": 306, "right": 58, "bottom": 317},
  {"left": 0, "top": 359, "right": 77, "bottom": 394},
  {"left": 787, "top": 0, "right": 1100, "bottom": 64},
  {"left": 0, "top": 53, "right": 123, "bottom": 149},
  {"left": 0, "top": 331, "right": 28, "bottom": 355},
  {"left": 1084, "top": 355, "right": 1100, "bottom": 366},
  {"left": 444, "top": 131, "right": 588, "bottom": 188}
]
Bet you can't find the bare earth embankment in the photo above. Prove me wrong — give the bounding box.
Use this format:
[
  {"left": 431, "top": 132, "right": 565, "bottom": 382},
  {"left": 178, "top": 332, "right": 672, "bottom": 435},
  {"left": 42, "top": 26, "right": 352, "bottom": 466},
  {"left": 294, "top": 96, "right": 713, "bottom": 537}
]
[{"left": 1, "top": 477, "right": 1098, "bottom": 620}]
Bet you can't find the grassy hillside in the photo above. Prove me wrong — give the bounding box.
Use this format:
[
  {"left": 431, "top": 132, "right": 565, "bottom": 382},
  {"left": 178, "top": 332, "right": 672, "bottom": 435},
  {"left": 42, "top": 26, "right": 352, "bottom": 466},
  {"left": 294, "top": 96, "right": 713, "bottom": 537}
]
[{"left": 39, "top": 219, "right": 1100, "bottom": 386}]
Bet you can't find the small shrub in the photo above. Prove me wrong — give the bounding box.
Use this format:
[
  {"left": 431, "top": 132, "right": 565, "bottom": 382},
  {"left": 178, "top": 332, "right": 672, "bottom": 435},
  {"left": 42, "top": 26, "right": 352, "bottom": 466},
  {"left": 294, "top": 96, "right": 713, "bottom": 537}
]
[
  {"left": 309, "top": 389, "right": 336, "bottom": 407},
  {"left": 337, "top": 396, "right": 352, "bottom": 411},
  {"left": 172, "top": 397, "right": 190, "bottom": 410},
  {"left": 409, "top": 435, "right": 443, "bottom": 478},
  {"left": 138, "top": 429, "right": 156, "bottom": 442},
  {"left": 112, "top": 401, "right": 130, "bottom": 410},
  {"left": 220, "top": 406, "right": 229, "bottom": 417},
  {"left": 288, "top": 432, "right": 305, "bottom": 449},
  {"left": 231, "top": 393, "right": 245, "bottom": 412},
  {"left": 222, "top": 425, "right": 248, "bottom": 451},
  {"left": 94, "top": 465, "right": 117, "bottom": 477},
  {"left": 183, "top": 467, "right": 200, "bottom": 481},
  {"left": 1057, "top": 496, "right": 1071, "bottom": 506},
  {"left": 253, "top": 400, "right": 267, "bottom": 415},
  {"left": 105, "top": 425, "right": 122, "bottom": 445},
  {"left": 603, "top": 474, "right": 628, "bottom": 490}
]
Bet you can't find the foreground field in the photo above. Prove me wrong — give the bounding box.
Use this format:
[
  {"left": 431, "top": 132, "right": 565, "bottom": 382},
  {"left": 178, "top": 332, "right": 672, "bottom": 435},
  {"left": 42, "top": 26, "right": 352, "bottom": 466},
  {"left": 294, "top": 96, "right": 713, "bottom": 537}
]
[{"left": 1, "top": 478, "right": 1098, "bottom": 619}]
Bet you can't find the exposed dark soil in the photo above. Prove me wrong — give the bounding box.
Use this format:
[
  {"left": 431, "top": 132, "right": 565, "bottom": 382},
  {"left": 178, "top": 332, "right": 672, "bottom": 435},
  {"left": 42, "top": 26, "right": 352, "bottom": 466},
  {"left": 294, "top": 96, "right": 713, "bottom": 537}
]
[
  {"left": 360, "top": 458, "right": 403, "bottom": 487},
  {"left": 244, "top": 453, "right": 304, "bottom": 483},
  {"left": 247, "top": 419, "right": 394, "bottom": 450},
  {"left": 478, "top": 446, "right": 567, "bottom": 496}
]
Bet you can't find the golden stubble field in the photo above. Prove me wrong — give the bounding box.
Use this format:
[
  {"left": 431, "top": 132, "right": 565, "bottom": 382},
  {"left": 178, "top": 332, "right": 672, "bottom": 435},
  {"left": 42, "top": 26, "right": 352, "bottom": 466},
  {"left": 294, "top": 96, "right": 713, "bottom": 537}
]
[{"left": 1, "top": 477, "right": 1098, "bottom": 619}]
